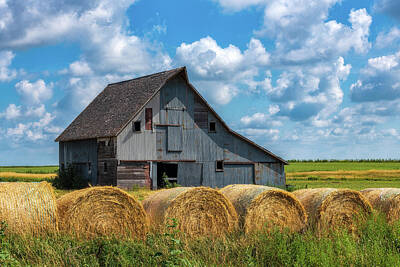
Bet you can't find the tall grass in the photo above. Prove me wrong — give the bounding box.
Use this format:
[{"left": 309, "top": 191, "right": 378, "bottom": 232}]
[{"left": 2, "top": 214, "right": 400, "bottom": 266}]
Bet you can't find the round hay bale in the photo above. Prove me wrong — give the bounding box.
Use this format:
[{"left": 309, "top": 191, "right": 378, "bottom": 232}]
[
  {"left": 57, "top": 186, "right": 148, "bottom": 238},
  {"left": 142, "top": 187, "right": 238, "bottom": 237},
  {"left": 360, "top": 188, "right": 400, "bottom": 223},
  {"left": 0, "top": 182, "right": 58, "bottom": 235},
  {"left": 293, "top": 188, "right": 372, "bottom": 232},
  {"left": 219, "top": 184, "right": 307, "bottom": 233}
]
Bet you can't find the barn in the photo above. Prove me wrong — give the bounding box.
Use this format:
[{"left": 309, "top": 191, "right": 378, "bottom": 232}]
[{"left": 55, "top": 67, "right": 287, "bottom": 189}]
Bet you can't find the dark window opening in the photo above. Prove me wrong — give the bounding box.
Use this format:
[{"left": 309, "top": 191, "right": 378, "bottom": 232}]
[
  {"left": 88, "top": 162, "right": 91, "bottom": 171},
  {"left": 104, "top": 162, "right": 108, "bottom": 173},
  {"left": 61, "top": 163, "right": 65, "bottom": 170},
  {"left": 145, "top": 108, "right": 153, "bottom": 130},
  {"left": 157, "top": 162, "right": 178, "bottom": 188},
  {"left": 133, "top": 121, "right": 141, "bottom": 132},
  {"left": 209, "top": 121, "right": 216, "bottom": 132},
  {"left": 194, "top": 111, "right": 208, "bottom": 129},
  {"left": 216, "top": 160, "right": 224, "bottom": 171},
  {"left": 99, "top": 141, "right": 106, "bottom": 146}
]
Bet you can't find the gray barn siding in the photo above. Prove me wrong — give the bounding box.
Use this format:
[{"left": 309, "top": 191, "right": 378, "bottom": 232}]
[
  {"left": 154, "top": 76, "right": 282, "bottom": 187},
  {"left": 59, "top": 139, "right": 98, "bottom": 185},
  {"left": 117, "top": 92, "right": 160, "bottom": 160},
  {"left": 114, "top": 74, "right": 284, "bottom": 188}
]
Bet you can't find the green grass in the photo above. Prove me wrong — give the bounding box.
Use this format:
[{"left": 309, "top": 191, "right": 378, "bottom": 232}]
[
  {"left": 285, "top": 162, "right": 400, "bottom": 172},
  {"left": 2, "top": 215, "right": 400, "bottom": 266},
  {"left": 0, "top": 166, "right": 58, "bottom": 174}
]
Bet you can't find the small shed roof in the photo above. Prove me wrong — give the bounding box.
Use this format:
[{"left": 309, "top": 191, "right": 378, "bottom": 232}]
[{"left": 55, "top": 67, "right": 184, "bottom": 142}]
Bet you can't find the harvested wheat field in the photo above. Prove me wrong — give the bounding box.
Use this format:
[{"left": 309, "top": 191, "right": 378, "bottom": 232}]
[
  {"left": 220, "top": 184, "right": 307, "bottom": 233},
  {"left": 0, "top": 172, "right": 57, "bottom": 179},
  {"left": 293, "top": 188, "right": 372, "bottom": 232},
  {"left": 142, "top": 187, "right": 238, "bottom": 237},
  {"left": 361, "top": 188, "right": 400, "bottom": 223},
  {"left": 57, "top": 186, "right": 148, "bottom": 238},
  {"left": 0, "top": 182, "right": 58, "bottom": 235}
]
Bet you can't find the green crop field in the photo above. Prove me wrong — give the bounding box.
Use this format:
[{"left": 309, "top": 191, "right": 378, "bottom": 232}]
[
  {"left": 0, "top": 166, "right": 58, "bottom": 174},
  {"left": 285, "top": 161, "right": 400, "bottom": 191},
  {"left": 285, "top": 161, "right": 400, "bottom": 172}
]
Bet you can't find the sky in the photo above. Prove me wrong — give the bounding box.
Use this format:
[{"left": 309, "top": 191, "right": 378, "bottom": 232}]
[{"left": 0, "top": 0, "right": 399, "bottom": 165}]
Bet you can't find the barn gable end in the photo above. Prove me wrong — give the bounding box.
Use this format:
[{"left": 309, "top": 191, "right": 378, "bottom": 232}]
[{"left": 57, "top": 67, "right": 287, "bottom": 189}]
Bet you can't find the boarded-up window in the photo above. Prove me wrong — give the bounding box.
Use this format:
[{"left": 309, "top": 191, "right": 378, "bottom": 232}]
[
  {"left": 194, "top": 96, "right": 208, "bottom": 128},
  {"left": 145, "top": 108, "right": 152, "bottom": 130},
  {"left": 167, "top": 126, "right": 182, "bottom": 151}
]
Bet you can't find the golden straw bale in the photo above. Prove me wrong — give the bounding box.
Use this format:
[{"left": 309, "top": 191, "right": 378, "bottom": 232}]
[
  {"left": 57, "top": 186, "right": 148, "bottom": 238},
  {"left": 142, "top": 187, "right": 238, "bottom": 237},
  {"left": 0, "top": 182, "right": 58, "bottom": 235},
  {"left": 293, "top": 188, "right": 372, "bottom": 232},
  {"left": 360, "top": 188, "right": 400, "bottom": 223},
  {"left": 219, "top": 184, "right": 307, "bottom": 233}
]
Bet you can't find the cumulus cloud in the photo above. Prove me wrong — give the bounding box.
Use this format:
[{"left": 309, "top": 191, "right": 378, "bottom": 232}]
[
  {"left": 0, "top": 50, "right": 17, "bottom": 81},
  {"left": 376, "top": 27, "right": 400, "bottom": 48},
  {"left": 263, "top": 57, "right": 350, "bottom": 122},
  {"left": 351, "top": 51, "right": 400, "bottom": 102},
  {"left": 238, "top": 128, "right": 280, "bottom": 141},
  {"left": 15, "top": 80, "right": 53, "bottom": 105},
  {"left": 0, "top": 104, "right": 21, "bottom": 120},
  {"left": 176, "top": 36, "right": 269, "bottom": 104}
]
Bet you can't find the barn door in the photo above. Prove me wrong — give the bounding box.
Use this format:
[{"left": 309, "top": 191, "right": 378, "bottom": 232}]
[
  {"left": 223, "top": 164, "right": 254, "bottom": 186},
  {"left": 178, "top": 162, "right": 203, "bottom": 186}
]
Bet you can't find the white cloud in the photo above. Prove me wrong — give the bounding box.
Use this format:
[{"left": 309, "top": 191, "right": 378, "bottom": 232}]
[
  {"left": 69, "top": 60, "right": 93, "bottom": 76},
  {"left": 6, "top": 112, "right": 57, "bottom": 142},
  {"left": 15, "top": 80, "right": 53, "bottom": 105},
  {"left": 213, "top": 0, "right": 266, "bottom": 11},
  {"left": 351, "top": 51, "right": 400, "bottom": 102},
  {"left": 238, "top": 128, "right": 280, "bottom": 141},
  {"left": 240, "top": 112, "right": 282, "bottom": 128},
  {"left": 176, "top": 36, "right": 270, "bottom": 104},
  {"left": 375, "top": 27, "right": 400, "bottom": 48},
  {"left": 0, "top": 104, "right": 21, "bottom": 120},
  {"left": 262, "top": 57, "right": 350, "bottom": 122},
  {"left": 0, "top": 50, "right": 16, "bottom": 81}
]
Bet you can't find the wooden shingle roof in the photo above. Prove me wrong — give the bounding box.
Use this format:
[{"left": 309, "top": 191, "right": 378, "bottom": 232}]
[{"left": 55, "top": 67, "right": 185, "bottom": 142}]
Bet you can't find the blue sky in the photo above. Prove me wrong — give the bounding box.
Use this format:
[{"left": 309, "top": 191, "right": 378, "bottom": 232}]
[{"left": 0, "top": 0, "right": 399, "bottom": 165}]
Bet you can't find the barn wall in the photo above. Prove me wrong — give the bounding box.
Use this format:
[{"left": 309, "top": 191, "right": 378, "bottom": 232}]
[
  {"left": 114, "top": 74, "right": 285, "bottom": 188},
  {"left": 154, "top": 75, "right": 284, "bottom": 188},
  {"left": 59, "top": 139, "right": 98, "bottom": 185},
  {"left": 117, "top": 92, "right": 160, "bottom": 160},
  {"left": 97, "top": 137, "right": 117, "bottom": 186}
]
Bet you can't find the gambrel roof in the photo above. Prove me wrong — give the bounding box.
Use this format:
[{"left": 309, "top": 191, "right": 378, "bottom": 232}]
[{"left": 56, "top": 67, "right": 287, "bottom": 164}]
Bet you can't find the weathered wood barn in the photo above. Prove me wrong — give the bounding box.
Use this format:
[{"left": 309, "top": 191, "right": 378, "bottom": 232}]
[{"left": 56, "top": 67, "right": 287, "bottom": 189}]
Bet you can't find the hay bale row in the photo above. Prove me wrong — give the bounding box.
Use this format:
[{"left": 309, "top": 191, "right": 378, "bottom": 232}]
[
  {"left": 293, "top": 188, "right": 372, "bottom": 232},
  {"left": 219, "top": 184, "right": 307, "bottom": 233},
  {"left": 3, "top": 182, "right": 398, "bottom": 238},
  {"left": 57, "top": 186, "right": 148, "bottom": 238},
  {"left": 361, "top": 188, "right": 400, "bottom": 223},
  {"left": 142, "top": 187, "right": 238, "bottom": 237},
  {"left": 0, "top": 182, "right": 58, "bottom": 235}
]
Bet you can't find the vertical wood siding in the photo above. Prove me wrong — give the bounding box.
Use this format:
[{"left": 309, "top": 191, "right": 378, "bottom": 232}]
[
  {"left": 59, "top": 139, "right": 98, "bottom": 185},
  {"left": 117, "top": 92, "right": 160, "bottom": 160}
]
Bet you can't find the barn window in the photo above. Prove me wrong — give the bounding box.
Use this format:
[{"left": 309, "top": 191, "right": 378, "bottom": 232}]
[
  {"left": 209, "top": 121, "right": 216, "bottom": 132},
  {"left": 133, "top": 121, "right": 141, "bottom": 132},
  {"left": 145, "top": 108, "right": 153, "bottom": 130},
  {"left": 216, "top": 160, "right": 224, "bottom": 172},
  {"left": 104, "top": 162, "right": 108, "bottom": 173}
]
